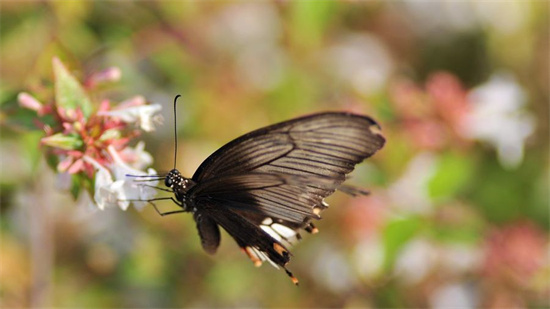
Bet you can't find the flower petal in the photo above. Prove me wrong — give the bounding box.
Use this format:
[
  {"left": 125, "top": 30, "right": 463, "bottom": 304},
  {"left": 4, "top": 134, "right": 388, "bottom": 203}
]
[{"left": 98, "top": 103, "right": 162, "bottom": 132}]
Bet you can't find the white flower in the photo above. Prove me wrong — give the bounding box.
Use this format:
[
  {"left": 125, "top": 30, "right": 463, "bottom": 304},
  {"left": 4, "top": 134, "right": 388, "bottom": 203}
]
[
  {"left": 83, "top": 147, "right": 158, "bottom": 211},
  {"left": 107, "top": 145, "right": 158, "bottom": 210},
  {"left": 327, "top": 34, "right": 394, "bottom": 96},
  {"left": 394, "top": 238, "right": 438, "bottom": 284},
  {"left": 119, "top": 141, "right": 153, "bottom": 171},
  {"left": 440, "top": 244, "right": 482, "bottom": 275},
  {"left": 352, "top": 236, "right": 385, "bottom": 279},
  {"left": 388, "top": 152, "right": 437, "bottom": 215},
  {"left": 429, "top": 282, "right": 478, "bottom": 309},
  {"left": 206, "top": 3, "right": 281, "bottom": 54},
  {"left": 395, "top": 238, "right": 482, "bottom": 287},
  {"left": 91, "top": 161, "right": 119, "bottom": 210},
  {"left": 461, "top": 72, "right": 535, "bottom": 169},
  {"left": 99, "top": 101, "right": 162, "bottom": 132},
  {"left": 312, "top": 245, "right": 357, "bottom": 293}
]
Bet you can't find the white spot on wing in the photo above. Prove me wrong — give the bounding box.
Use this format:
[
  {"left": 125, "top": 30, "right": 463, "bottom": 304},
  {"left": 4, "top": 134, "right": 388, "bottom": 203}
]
[
  {"left": 251, "top": 247, "right": 279, "bottom": 269},
  {"left": 261, "top": 225, "right": 282, "bottom": 241},
  {"left": 272, "top": 223, "right": 297, "bottom": 239},
  {"left": 369, "top": 124, "right": 383, "bottom": 136}
]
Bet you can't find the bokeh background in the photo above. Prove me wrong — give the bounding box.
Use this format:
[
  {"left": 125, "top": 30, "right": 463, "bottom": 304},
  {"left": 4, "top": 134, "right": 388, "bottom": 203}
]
[{"left": 1, "top": 1, "right": 548, "bottom": 308}]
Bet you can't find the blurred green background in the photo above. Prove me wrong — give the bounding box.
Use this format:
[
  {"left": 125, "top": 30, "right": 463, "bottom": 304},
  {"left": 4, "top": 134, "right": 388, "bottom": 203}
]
[{"left": 1, "top": 1, "right": 548, "bottom": 308}]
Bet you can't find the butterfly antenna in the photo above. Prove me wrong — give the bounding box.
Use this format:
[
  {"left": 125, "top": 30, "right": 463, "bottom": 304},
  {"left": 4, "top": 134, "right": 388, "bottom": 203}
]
[{"left": 173, "top": 94, "right": 181, "bottom": 170}]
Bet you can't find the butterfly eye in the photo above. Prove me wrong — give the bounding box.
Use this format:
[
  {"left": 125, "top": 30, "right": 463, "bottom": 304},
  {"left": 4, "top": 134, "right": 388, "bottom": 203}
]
[{"left": 165, "top": 177, "right": 173, "bottom": 187}]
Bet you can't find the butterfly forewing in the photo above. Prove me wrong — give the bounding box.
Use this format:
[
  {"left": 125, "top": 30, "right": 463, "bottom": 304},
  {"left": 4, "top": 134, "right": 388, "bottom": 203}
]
[{"left": 192, "top": 112, "right": 384, "bottom": 182}]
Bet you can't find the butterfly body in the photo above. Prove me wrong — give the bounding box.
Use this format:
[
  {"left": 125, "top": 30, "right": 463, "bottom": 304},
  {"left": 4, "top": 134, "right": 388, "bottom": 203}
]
[{"left": 162, "top": 112, "right": 385, "bottom": 285}]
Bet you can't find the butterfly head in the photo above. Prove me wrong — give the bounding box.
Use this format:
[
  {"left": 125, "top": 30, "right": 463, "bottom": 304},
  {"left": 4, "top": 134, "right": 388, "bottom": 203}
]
[
  {"left": 165, "top": 169, "right": 193, "bottom": 203},
  {"left": 164, "top": 169, "right": 181, "bottom": 188}
]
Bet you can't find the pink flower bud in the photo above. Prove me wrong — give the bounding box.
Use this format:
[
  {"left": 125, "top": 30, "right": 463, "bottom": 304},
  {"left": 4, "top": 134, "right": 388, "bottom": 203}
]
[
  {"left": 68, "top": 159, "right": 85, "bottom": 174},
  {"left": 42, "top": 133, "right": 83, "bottom": 150},
  {"left": 57, "top": 156, "right": 74, "bottom": 172},
  {"left": 18, "top": 92, "right": 44, "bottom": 113},
  {"left": 86, "top": 67, "right": 122, "bottom": 88}
]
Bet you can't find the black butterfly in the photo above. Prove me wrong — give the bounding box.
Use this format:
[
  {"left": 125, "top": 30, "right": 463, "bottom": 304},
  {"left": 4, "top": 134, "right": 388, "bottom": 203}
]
[{"left": 152, "top": 100, "right": 385, "bottom": 285}]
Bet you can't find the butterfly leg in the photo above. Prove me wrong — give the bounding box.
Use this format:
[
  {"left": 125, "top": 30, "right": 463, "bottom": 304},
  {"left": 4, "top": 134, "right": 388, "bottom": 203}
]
[
  {"left": 140, "top": 184, "right": 173, "bottom": 193},
  {"left": 145, "top": 198, "right": 187, "bottom": 216}
]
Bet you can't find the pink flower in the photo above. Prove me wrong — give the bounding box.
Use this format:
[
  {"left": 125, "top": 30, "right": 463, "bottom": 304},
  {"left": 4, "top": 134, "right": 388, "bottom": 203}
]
[
  {"left": 85, "top": 67, "right": 122, "bottom": 88},
  {"left": 426, "top": 72, "right": 470, "bottom": 135},
  {"left": 343, "top": 195, "right": 389, "bottom": 240},
  {"left": 402, "top": 119, "right": 448, "bottom": 151},
  {"left": 481, "top": 221, "right": 547, "bottom": 287},
  {"left": 18, "top": 57, "right": 161, "bottom": 210},
  {"left": 389, "top": 72, "right": 472, "bottom": 151}
]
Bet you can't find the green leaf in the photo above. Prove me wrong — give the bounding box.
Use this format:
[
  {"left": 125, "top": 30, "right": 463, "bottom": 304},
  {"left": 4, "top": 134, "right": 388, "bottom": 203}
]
[
  {"left": 41, "top": 133, "right": 83, "bottom": 150},
  {"left": 467, "top": 151, "right": 549, "bottom": 226},
  {"left": 290, "top": 0, "right": 335, "bottom": 50},
  {"left": 428, "top": 151, "right": 474, "bottom": 200},
  {"left": 382, "top": 216, "right": 422, "bottom": 271},
  {"left": 70, "top": 174, "right": 81, "bottom": 200},
  {"left": 0, "top": 92, "right": 56, "bottom": 132},
  {"left": 21, "top": 131, "right": 44, "bottom": 174},
  {"left": 53, "top": 57, "right": 93, "bottom": 117}
]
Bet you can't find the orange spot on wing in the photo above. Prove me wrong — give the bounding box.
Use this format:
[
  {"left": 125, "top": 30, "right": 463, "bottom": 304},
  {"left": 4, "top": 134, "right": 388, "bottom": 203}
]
[
  {"left": 243, "top": 247, "right": 262, "bottom": 267},
  {"left": 273, "top": 243, "right": 287, "bottom": 256}
]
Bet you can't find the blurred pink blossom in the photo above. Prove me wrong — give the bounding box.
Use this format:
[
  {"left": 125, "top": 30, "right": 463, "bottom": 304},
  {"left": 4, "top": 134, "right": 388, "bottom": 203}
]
[
  {"left": 390, "top": 77, "right": 432, "bottom": 119},
  {"left": 343, "top": 195, "right": 389, "bottom": 240},
  {"left": 402, "top": 119, "right": 447, "bottom": 151},
  {"left": 390, "top": 72, "right": 471, "bottom": 151},
  {"left": 84, "top": 67, "right": 121, "bottom": 88},
  {"left": 481, "top": 221, "right": 547, "bottom": 287},
  {"left": 427, "top": 72, "right": 470, "bottom": 136}
]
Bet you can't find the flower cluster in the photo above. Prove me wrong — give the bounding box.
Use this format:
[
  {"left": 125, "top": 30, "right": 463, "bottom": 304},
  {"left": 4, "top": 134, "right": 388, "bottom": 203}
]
[
  {"left": 18, "top": 57, "right": 161, "bottom": 210},
  {"left": 389, "top": 71, "right": 535, "bottom": 169}
]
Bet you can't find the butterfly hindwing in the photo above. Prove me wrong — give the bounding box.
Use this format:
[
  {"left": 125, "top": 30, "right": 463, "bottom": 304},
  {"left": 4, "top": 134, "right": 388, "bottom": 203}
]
[
  {"left": 197, "top": 202, "right": 293, "bottom": 269},
  {"left": 189, "top": 173, "right": 333, "bottom": 223},
  {"left": 193, "top": 212, "right": 221, "bottom": 255}
]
